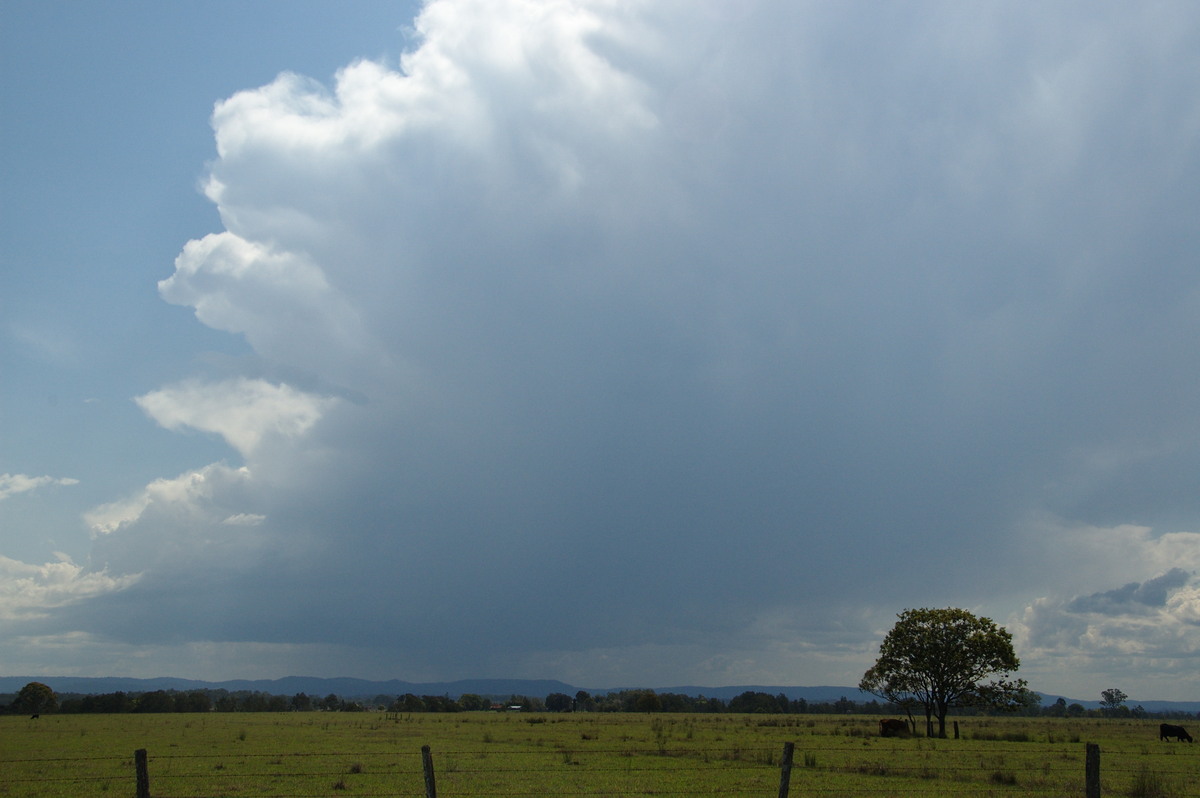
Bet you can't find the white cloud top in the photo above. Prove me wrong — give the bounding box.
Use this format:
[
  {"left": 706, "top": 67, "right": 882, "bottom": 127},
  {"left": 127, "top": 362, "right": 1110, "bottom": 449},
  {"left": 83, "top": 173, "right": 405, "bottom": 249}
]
[
  {"left": 161, "top": 237, "right": 376, "bottom": 385},
  {"left": 0, "top": 555, "right": 138, "bottom": 622},
  {"left": 84, "top": 463, "right": 255, "bottom": 536},
  {"left": 136, "top": 378, "right": 335, "bottom": 459},
  {"left": 0, "top": 473, "right": 79, "bottom": 502}
]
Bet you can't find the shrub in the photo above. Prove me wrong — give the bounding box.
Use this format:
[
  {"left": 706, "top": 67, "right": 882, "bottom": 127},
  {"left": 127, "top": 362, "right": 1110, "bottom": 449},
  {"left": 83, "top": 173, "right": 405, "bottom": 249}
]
[{"left": 1128, "top": 767, "right": 1168, "bottom": 798}]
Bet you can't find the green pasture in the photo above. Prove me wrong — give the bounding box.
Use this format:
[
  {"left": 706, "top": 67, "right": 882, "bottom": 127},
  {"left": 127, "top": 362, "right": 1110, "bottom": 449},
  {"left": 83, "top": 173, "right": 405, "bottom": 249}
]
[{"left": 2, "top": 712, "right": 1198, "bottom": 797}]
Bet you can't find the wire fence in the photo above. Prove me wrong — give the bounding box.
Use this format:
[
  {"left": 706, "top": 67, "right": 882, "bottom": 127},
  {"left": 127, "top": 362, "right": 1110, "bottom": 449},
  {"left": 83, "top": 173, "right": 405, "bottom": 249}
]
[{"left": 5, "top": 740, "right": 1200, "bottom": 797}]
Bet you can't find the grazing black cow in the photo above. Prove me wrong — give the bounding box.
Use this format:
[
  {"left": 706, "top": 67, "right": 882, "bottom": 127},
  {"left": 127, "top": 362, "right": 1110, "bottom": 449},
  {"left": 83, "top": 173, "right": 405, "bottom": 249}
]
[
  {"left": 879, "top": 718, "right": 908, "bottom": 737},
  {"left": 1160, "top": 723, "right": 1193, "bottom": 742},
  {"left": 30, "top": 714, "right": 39, "bottom": 720}
]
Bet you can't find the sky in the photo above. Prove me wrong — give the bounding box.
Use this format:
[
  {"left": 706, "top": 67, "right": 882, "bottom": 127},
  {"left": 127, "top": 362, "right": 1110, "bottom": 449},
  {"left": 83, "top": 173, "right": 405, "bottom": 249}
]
[{"left": 3, "top": 1, "right": 1200, "bottom": 703}]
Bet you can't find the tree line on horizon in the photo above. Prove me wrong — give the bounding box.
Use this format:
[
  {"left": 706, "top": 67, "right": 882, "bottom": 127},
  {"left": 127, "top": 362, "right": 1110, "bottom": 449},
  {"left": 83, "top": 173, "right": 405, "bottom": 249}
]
[
  {"left": 4, "top": 609, "right": 1191, "bottom": 726},
  {"left": 4, "top": 682, "right": 1197, "bottom": 721}
]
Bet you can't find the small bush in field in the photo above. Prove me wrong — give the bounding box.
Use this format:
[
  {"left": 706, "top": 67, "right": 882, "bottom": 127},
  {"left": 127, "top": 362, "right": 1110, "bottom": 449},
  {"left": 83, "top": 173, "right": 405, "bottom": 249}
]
[{"left": 1128, "top": 767, "right": 1168, "bottom": 798}]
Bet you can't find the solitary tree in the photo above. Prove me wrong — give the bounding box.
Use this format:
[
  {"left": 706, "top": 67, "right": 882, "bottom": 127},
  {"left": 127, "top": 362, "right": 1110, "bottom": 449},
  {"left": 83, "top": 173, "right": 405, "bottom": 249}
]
[
  {"left": 1100, "top": 688, "right": 1128, "bottom": 716},
  {"left": 859, "top": 607, "right": 1026, "bottom": 738},
  {"left": 13, "top": 682, "right": 58, "bottom": 715}
]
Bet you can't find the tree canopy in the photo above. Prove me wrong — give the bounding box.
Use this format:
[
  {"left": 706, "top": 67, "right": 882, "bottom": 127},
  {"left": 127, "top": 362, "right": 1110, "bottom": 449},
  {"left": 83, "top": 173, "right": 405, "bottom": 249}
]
[
  {"left": 14, "top": 681, "right": 58, "bottom": 715},
  {"left": 1100, "top": 688, "right": 1128, "bottom": 716},
  {"left": 859, "top": 607, "right": 1027, "bottom": 737}
]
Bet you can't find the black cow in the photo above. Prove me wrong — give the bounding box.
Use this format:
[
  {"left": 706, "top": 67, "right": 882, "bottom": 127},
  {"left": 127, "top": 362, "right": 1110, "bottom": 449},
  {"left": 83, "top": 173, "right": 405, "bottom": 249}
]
[
  {"left": 879, "top": 718, "right": 908, "bottom": 737},
  {"left": 30, "top": 714, "right": 39, "bottom": 720},
  {"left": 1160, "top": 723, "right": 1193, "bottom": 742}
]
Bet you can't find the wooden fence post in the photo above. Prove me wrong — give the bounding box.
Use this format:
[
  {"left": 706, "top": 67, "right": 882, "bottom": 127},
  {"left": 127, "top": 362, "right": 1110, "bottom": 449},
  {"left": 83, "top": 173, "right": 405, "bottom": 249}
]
[
  {"left": 135, "top": 748, "right": 150, "bottom": 798},
  {"left": 1085, "top": 742, "right": 1100, "bottom": 798},
  {"left": 777, "top": 741, "right": 794, "bottom": 798},
  {"left": 421, "top": 744, "right": 437, "bottom": 798}
]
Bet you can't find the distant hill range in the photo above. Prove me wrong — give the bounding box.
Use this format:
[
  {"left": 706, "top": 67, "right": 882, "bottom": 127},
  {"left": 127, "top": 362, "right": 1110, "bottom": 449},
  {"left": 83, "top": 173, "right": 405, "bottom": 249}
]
[{"left": 2, "top": 676, "right": 1198, "bottom": 713}]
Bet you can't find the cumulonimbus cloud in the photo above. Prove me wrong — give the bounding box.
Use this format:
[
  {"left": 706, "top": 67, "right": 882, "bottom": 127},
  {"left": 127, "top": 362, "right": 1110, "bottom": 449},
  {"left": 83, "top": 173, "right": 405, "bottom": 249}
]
[{"left": 32, "top": 0, "right": 1200, "bottom": 690}]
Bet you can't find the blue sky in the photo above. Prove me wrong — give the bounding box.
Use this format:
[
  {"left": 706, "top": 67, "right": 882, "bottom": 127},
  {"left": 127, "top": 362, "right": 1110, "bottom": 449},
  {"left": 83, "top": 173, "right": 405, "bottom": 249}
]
[{"left": 4, "top": 0, "right": 1200, "bottom": 701}]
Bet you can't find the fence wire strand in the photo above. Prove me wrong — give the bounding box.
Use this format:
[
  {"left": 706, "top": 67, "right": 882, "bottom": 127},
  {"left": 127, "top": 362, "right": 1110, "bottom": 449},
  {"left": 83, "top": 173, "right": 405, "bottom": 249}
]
[{"left": 9, "top": 739, "right": 1200, "bottom": 797}]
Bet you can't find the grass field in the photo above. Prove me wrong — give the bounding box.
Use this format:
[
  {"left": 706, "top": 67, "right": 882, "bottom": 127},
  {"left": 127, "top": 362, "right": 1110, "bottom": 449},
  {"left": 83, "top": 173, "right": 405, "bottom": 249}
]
[{"left": 3, "top": 712, "right": 1198, "bottom": 797}]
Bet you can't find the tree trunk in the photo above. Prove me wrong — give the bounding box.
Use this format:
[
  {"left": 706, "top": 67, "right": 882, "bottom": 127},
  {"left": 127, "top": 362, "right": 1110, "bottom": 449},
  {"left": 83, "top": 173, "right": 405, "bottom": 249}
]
[{"left": 935, "top": 700, "right": 949, "bottom": 738}]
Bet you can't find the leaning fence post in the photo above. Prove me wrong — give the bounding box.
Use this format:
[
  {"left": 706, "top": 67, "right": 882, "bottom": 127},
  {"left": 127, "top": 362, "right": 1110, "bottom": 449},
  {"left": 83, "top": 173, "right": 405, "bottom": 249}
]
[
  {"left": 777, "top": 741, "right": 794, "bottom": 798},
  {"left": 135, "top": 748, "right": 151, "bottom": 798},
  {"left": 1085, "top": 742, "right": 1100, "bottom": 798},
  {"left": 421, "top": 744, "right": 437, "bottom": 798}
]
